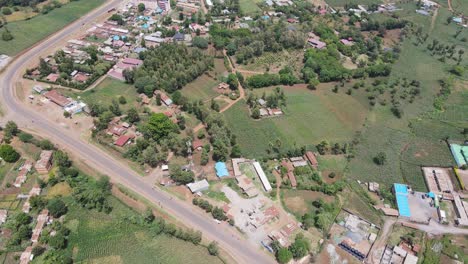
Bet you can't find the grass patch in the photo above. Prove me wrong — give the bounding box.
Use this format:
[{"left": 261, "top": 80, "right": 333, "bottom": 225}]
[
  {"left": 75, "top": 78, "right": 139, "bottom": 111},
  {"left": 239, "top": 0, "right": 262, "bottom": 15},
  {"left": 47, "top": 182, "right": 72, "bottom": 198},
  {"left": 182, "top": 74, "right": 219, "bottom": 101},
  {"left": 282, "top": 189, "right": 335, "bottom": 217},
  {"left": 224, "top": 87, "right": 369, "bottom": 157},
  {"left": 0, "top": 0, "right": 106, "bottom": 56}
]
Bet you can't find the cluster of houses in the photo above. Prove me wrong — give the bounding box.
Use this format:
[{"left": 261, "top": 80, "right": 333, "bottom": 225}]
[
  {"left": 256, "top": 98, "right": 283, "bottom": 118},
  {"left": 19, "top": 209, "right": 51, "bottom": 264},
  {"left": 279, "top": 151, "right": 318, "bottom": 188},
  {"left": 416, "top": 0, "right": 439, "bottom": 16}
]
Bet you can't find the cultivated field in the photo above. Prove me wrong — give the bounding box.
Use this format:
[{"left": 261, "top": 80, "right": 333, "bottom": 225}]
[
  {"left": 64, "top": 197, "right": 223, "bottom": 264},
  {"left": 224, "top": 87, "right": 369, "bottom": 157},
  {"left": 0, "top": 0, "right": 105, "bottom": 56}
]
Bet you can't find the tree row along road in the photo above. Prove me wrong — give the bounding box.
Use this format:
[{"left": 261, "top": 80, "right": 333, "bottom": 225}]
[{"left": 0, "top": 0, "right": 274, "bottom": 263}]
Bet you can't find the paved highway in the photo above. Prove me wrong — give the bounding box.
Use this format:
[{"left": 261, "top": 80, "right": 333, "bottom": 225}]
[{"left": 0, "top": 1, "right": 275, "bottom": 263}]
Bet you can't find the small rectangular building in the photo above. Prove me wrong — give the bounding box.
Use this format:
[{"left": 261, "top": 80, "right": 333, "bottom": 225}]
[
  {"left": 253, "top": 162, "right": 272, "bottom": 192},
  {"left": 394, "top": 183, "right": 411, "bottom": 218},
  {"left": 215, "top": 162, "right": 229, "bottom": 178},
  {"left": 35, "top": 150, "right": 53, "bottom": 174},
  {"left": 305, "top": 151, "right": 318, "bottom": 168},
  {"left": 187, "top": 179, "right": 209, "bottom": 193}
]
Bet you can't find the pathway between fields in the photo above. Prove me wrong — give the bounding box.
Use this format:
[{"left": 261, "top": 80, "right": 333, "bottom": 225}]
[{"left": 430, "top": 7, "right": 439, "bottom": 33}]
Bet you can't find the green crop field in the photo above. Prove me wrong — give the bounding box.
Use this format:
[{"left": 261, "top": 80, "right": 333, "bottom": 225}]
[
  {"left": 0, "top": 0, "right": 106, "bottom": 56},
  {"left": 224, "top": 87, "right": 369, "bottom": 157},
  {"left": 61, "top": 197, "right": 223, "bottom": 264},
  {"left": 78, "top": 78, "right": 139, "bottom": 111}
]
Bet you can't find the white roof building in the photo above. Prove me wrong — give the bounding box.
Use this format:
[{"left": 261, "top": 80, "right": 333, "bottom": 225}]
[
  {"left": 187, "top": 179, "right": 210, "bottom": 193},
  {"left": 253, "top": 162, "right": 272, "bottom": 192}
]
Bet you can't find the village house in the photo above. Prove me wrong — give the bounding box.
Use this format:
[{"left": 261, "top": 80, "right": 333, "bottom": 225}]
[
  {"left": 0, "top": 209, "right": 7, "bottom": 225},
  {"left": 44, "top": 90, "right": 72, "bottom": 107},
  {"left": 35, "top": 150, "right": 53, "bottom": 174},
  {"left": 31, "top": 209, "right": 49, "bottom": 243},
  {"left": 305, "top": 151, "right": 318, "bottom": 169},
  {"left": 154, "top": 90, "right": 173, "bottom": 106},
  {"left": 187, "top": 179, "right": 210, "bottom": 193},
  {"left": 114, "top": 134, "right": 134, "bottom": 147},
  {"left": 14, "top": 160, "right": 33, "bottom": 188},
  {"left": 23, "top": 186, "right": 42, "bottom": 213},
  {"left": 19, "top": 246, "right": 33, "bottom": 264}
]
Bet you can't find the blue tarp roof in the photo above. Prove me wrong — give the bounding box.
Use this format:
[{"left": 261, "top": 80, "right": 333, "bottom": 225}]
[
  {"left": 113, "top": 35, "right": 120, "bottom": 40},
  {"left": 215, "top": 162, "right": 228, "bottom": 177},
  {"left": 394, "top": 183, "right": 411, "bottom": 217},
  {"left": 427, "top": 192, "right": 435, "bottom": 198}
]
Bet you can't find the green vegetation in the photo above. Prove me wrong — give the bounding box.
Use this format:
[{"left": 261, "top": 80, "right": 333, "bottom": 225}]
[
  {"left": 224, "top": 88, "right": 368, "bottom": 157},
  {"left": 0, "top": 0, "right": 106, "bottom": 55},
  {"left": 325, "top": 0, "right": 382, "bottom": 8},
  {"left": 239, "top": 0, "right": 261, "bottom": 15},
  {"left": 57, "top": 196, "right": 222, "bottom": 263},
  {"left": 346, "top": 12, "right": 467, "bottom": 189}
]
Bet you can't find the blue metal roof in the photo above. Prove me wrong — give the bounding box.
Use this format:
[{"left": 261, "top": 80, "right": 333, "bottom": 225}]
[
  {"left": 215, "top": 162, "right": 228, "bottom": 177},
  {"left": 394, "top": 183, "right": 411, "bottom": 217}
]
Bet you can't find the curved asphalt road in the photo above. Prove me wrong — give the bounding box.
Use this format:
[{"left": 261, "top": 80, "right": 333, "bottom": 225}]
[{"left": 0, "top": 1, "right": 275, "bottom": 263}]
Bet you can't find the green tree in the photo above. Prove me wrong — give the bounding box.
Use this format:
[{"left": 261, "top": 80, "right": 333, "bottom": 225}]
[
  {"left": 192, "top": 36, "right": 209, "bottom": 49},
  {"left": 289, "top": 234, "right": 310, "bottom": 259},
  {"left": 227, "top": 73, "right": 239, "bottom": 90},
  {"left": 127, "top": 108, "right": 140, "bottom": 123},
  {"left": 141, "top": 113, "right": 177, "bottom": 142},
  {"left": 1, "top": 7, "right": 12, "bottom": 15},
  {"left": 137, "top": 3, "right": 145, "bottom": 12},
  {"left": 207, "top": 241, "right": 219, "bottom": 256},
  {"left": 374, "top": 152, "right": 386, "bottom": 165},
  {"left": 170, "top": 166, "right": 194, "bottom": 184},
  {"left": 119, "top": 96, "right": 127, "bottom": 104},
  {"left": 277, "top": 248, "right": 293, "bottom": 264},
  {"left": 4, "top": 121, "right": 19, "bottom": 140},
  {"left": 2, "top": 30, "right": 13, "bottom": 41},
  {"left": 47, "top": 198, "right": 68, "bottom": 218},
  {"left": 18, "top": 132, "right": 34, "bottom": 143},
  {"left": 0, "top": 144, "right": 20, "bottom": 162},
  {"left": 251, "top": 107, "right": 260, "bottom": 119}
]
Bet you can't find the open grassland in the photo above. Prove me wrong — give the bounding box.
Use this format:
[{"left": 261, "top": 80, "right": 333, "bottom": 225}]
[
  {"left": 0, "top": 0, "right": 106, "bottom": 56},
  {"left": 225, "top": 87, "right": 369, "bottom": 157},
  {"left": 64, "top": 197, "right": 223, "bottom": 264},
  {"left": 78, "top": 78, "right": 139, "bottom": 111},
  {"left": 239, "top": 0, "right": 262, "bottom": 15}
]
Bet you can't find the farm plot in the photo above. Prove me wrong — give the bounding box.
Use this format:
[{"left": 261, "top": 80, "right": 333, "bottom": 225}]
[
  {"left": 65, "top": 197, "right": 223, "bottom": 264},
  {"left": 0, "top": 0, "right": 106, "bottom": 56},
  {"left": 225, "top": 87, "right": 369, "bottom": 157}
]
